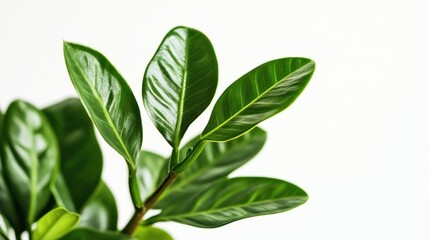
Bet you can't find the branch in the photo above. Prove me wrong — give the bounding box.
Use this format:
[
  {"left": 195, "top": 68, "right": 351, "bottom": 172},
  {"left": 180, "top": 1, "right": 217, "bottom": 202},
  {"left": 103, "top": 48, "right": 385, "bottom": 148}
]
[{"left": 121, "top": 172, "right": 178, "bottom": 235}]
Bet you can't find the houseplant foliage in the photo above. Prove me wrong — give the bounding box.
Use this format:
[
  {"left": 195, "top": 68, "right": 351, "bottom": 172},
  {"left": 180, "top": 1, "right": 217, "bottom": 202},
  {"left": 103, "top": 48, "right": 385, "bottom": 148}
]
[{"left": 0, "top": 26, "right": 315, "bottom": 239}]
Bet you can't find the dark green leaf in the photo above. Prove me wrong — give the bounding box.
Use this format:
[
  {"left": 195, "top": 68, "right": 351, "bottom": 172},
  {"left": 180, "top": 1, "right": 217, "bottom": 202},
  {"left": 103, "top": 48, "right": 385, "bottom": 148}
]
[
  {"left": 44, "top": 98, "right": 103, "bottom": 211},
  {"left": 0, "top": 111, "right": 23, "bottom": 232},
  {"left": 202, "top": 58, "right": 315, "bottom": 141},
  {"left": 136, "top": 151, "right": 169, "bottom": 202},
  {"left": 142, "top": 26, "right": 218, "bottom": 152},
  {"left": 156, "top": 127, "right": 266, "bottom": 208},
  {"left": 63, "top": 42, "right": 142, "bottom": 169},
  {"left": 133, "top": 226, "right": 173, "bottom": 240},
  {"left": 51, "top": 173, "right": 76, "bottom": 212},
  {"left": 62, "top": 228, "right": 135, "bottom": 240},
  {"left": 147, "top": 177, "right": 308, "bottom": 228},
  {"left": 0, "top": 101, "right": 58, "bottom": 225},
  {"left": 33, "top": 207, "right": 79, "bottom": 240},
  {"left": 79, "top": 182, "right": 118, "bottom": 231}
]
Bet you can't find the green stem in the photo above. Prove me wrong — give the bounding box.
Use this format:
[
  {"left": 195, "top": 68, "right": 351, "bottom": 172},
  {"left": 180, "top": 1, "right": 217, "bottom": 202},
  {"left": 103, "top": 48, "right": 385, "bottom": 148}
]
[
  {"left": 122, "top": 140, "right": 207, "bottom": 235},
  {"left": 172, "top": 140, "right": 207, "bottom": 174},
  {"left": 169, "top": 147, "right": 179, "bottom": 170},
  {"left": 122, "top": 172, "right": 178, "bottom": 235},
  {"left": 128, "top": 165, "right": 143, "bottom": 208}
]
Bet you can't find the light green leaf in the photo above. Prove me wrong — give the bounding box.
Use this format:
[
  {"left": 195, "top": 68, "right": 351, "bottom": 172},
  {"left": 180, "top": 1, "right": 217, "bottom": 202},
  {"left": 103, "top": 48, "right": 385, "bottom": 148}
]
[
  {"left": 0, "top": 110, "right": 23, "bottom": 233},
  {"left": 202, "top": 58, "right": 315, "bottom": 141},
  {"left": 62, "top": 228, "right": 135, "bottom": 240},
  {"left": 0, "top": 214, "right": 11, "bottom": 240},
  {"left": 79, "top": 182, "right": 118, "bottom": 231},
  {"left": 63, "top": 42, "right": 142, "bottom": 169},
  {"left": 156, "top": 127, "right": 266, "bottom": 208},
  {"left": 142, "top": 26, "right": 218, "bottom": 156},
  {"left": 44, "top": 98, "right": 103, "bottom": 211},
  {"left": 33, "top": 207, "right": 79, "bottom": 240},
  {"left": 136, "top": 151, "right": 169, "bottom": 202},
  {"left": 147, "top": 177, "right": 308, "bottom": 228},
  {"left": 0, "top": 101, "right": 58, "bottom": 225},
  {"left": 133, "top": 226, "right": 173, "bottom": 240}
]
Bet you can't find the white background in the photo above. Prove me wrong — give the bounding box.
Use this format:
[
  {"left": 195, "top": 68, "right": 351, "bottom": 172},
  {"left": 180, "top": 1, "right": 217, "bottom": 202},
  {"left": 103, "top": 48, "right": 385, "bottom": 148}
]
[{"left": 1, "top": 0, "right": 428, "bottom": 239}]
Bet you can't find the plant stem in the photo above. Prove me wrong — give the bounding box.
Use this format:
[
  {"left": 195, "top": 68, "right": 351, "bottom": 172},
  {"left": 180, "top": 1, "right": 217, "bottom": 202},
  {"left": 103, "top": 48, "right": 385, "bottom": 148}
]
[
  {"left": 128, "top": 166, "right": 143, "bottom": 208},
  {"left": 122, "top": 172, "right": 178, "bottom": 235}
]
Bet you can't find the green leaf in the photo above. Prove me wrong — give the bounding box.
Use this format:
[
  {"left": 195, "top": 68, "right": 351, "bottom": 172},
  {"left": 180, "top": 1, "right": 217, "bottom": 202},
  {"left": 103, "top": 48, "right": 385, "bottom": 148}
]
[
  {"left": 136, "top": 151, "right": 169, "bottom": 201},
  {"left": 44, "top": 98, "right": 103, "bottom": 211},
  {"left": 156, "top": 127, "right": 266, "bottom": 208},
  {"left": 202, "top": 58, "right": 315, "bottom": 141},
  {"left": 0, "top": 111, "right": 23, "bottom": 233},
  {"left": 142, "top": 26, "right": 218, "bottom": 152},
  {"left": 79, "top": 182, "right": 118, "bottom": 231},
  {"left": 0, "top": 214, "right": 11, "bottom": 240},
  {"left": 63, "top": 42, "right": 142, "bottom": 169},
  {"left": 33, "top": 207, "right": 79, "bottom": 240},
  {"left": 0, "top": 101, "right": 58, "bottom": 225},
  {"left": 51, "top": 173, "right": 76, "bottom": 212},
  {"left": 133, "top": 226, "right": 173, "bottom": 240},
  {"left": 147, "top": 177, "right": 308, "bottom": 228},
  {"left": 62, "top": 228, "right": 135, "bottom": 240}
]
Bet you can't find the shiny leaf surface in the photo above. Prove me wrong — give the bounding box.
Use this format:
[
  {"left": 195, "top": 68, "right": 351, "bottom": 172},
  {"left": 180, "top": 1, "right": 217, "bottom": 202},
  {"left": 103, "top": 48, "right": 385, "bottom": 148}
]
[
  {"left": 0, "top": 111, "right": 23, "bottom": 232},
  {"left": 0, "top": 217, "right": 8, "bottom": 240},
  {"left": 33, "top": 207, "right": 79, "bottom": 240},
  {"left": 51, "top": 173, "right": 76, "bottom": 212},
  {"left": 142, "top": 26, "right": 218, "bottom": 150},
  {"left": 63, "top": 42, "right": 142, "bottom": 168},
  {"left": 133, "top": 226, "right": 173, "bottom": 240},
  {"left": 147, "top": 177, "right": 308, "bottom": 228},
  {"left": 44, "top": 98, "right": 103, "bottom": 211},
  {"left": 79, "top": 182, "right": 118, "bottom": 231},
  {"left": 0, "top": 215, "right": 11, "bottom": 240},
  {"left": 62, "top": 228, "right": 135, "bottom": 240},
  {"left": 136, "top": 151, "right": 169, "bottom": 202},
  {"left": 202, "top": 58, "right": 315, "bottom": 141},
  {"left": 156, "top": 127, "right": 266, "bottom": 208},
  {"left": 0, "top": 101, "right": 58, "bottom": 225}
]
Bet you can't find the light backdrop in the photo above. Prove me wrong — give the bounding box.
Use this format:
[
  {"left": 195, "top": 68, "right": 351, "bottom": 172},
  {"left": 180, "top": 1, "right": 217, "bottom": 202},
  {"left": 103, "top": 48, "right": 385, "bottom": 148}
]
[{"left": 1, "top": 0, "right": 428, "bottom": 239}]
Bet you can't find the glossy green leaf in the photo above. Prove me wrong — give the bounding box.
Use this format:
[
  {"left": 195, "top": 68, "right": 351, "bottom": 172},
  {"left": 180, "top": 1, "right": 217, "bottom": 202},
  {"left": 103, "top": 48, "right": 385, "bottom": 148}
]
[
  {"left": 147, "top": 177, "right": 308, "bottom": 228},
  {"left": 0, "top": 222, "right": 7, "bottom": 240},
  {"left": 133, "top": 226, "right": 173, "bottom": 240},
  {"left": 33, "top": 207, "right": 79, "bottom": 240},
  {"left": 142, "top": 26, "right": 218, "bottom": 152},
  {"left": 136, "top": 151, "right": 169, "bottom": 201},
  {"left": 202, "top": 58, "right": 315, "bottom": 141},
  {"left": 63, "top": 42, "right": 142, "bottom": 169},
  {"left": 51, "top": 173, "right": 76, "bottom": 212},
  {"left": 156, "top": 127, "right": 266, "bottom": 208},
  {"left": 44, "top": 98, "right": 103, "bottom": 211},
  {"left": 62, "top": 228, "right": 135, "bottom": 240},
  {"left": 0, "top": 111, "right": 23, "bottom": 233},
  {"left": 79, "top": 182, "right": 118, "bottom": 231},
  {"left": 0, "top": 101, "right": 58, "bottom": 225}
]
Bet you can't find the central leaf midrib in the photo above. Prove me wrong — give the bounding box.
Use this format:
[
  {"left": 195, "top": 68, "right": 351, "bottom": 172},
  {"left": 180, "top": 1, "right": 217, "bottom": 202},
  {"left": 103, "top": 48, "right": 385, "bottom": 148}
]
[
  {"left": 201, "top": 61, "right": 313, "bottom": 140},
  {"left": 157, "top": 195, "right": 305, "bottom": 221},
  {"left": 28, "top": 110, "right": 38, "bottom": 225},
  {"left": 70, "top": 52, "right": 135, "bottom": 168},
  {"left": 173, "top": 29, "right": 190, "bottom": 149}
]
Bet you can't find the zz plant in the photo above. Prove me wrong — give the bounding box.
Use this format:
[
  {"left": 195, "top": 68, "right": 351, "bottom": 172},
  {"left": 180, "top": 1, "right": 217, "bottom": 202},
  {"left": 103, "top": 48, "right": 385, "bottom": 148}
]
[{"left": 0, "top": 26, "right": 315, "bottom": 239}]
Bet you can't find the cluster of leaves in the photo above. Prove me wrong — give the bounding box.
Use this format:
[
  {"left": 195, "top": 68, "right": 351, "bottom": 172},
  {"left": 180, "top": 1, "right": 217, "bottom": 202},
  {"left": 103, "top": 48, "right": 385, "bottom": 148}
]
[{"left": 0, "top": 26, "right": 315, "bottom": 239}]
